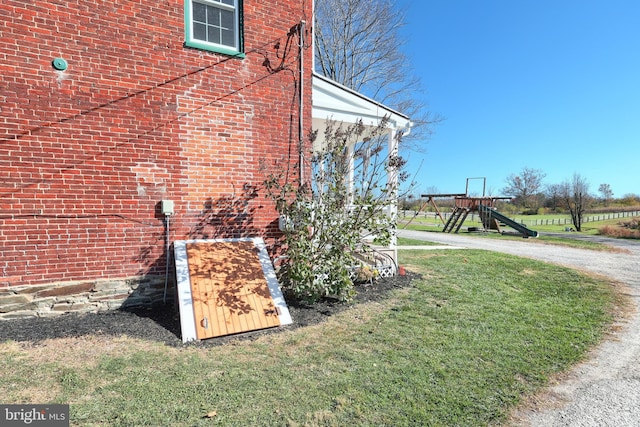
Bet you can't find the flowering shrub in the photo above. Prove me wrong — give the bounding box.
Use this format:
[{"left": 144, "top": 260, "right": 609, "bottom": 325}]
[{"left": 264, "top": 118, "right": 405, "bottom": 302}]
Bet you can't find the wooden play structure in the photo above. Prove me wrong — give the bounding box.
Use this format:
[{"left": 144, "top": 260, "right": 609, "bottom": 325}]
[{"left": 412, "top": 178, "right": 538, "bottom": 238}]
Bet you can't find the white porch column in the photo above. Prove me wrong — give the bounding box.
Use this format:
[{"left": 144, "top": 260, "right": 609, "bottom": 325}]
[{"left": 387, "top": 129, "right": 398, "bottom": 268}]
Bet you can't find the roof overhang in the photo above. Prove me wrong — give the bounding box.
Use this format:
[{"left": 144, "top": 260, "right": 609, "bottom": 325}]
[{"left": 312, "top": 73, "right": 412, "bottom": 148}]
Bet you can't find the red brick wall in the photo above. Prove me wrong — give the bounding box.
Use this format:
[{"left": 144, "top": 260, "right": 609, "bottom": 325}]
[{"left": 0, "top": 0, "right": 313, "bottom": 291}]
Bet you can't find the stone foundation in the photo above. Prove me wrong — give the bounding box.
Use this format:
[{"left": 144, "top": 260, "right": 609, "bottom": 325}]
[{"left": 0, "top": 275, "right": 174, "bottom": 320}]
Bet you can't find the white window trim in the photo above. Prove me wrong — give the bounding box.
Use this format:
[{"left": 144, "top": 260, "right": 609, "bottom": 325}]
[{"left": 184, "top": 0, "right": 244, "bottom": 57}]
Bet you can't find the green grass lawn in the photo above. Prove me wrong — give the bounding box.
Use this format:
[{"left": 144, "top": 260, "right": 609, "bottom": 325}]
[
  {"left": 401, "top": 223, "right": 615, "bottom": 251},
  {"left": 396, "top": 237, "right": 442, "bottom": 246},
  {"left": 400, "top": 213, "right": 639, "bottom": 251},
  {"left": 400, "top": 214, "right": 574, "bottom": 234},
  {"left": 0, "top": 250, "right": 626, "bottom": 426},
  {"left": 466, "top": 230, "right": 615, "bottom": 251}
]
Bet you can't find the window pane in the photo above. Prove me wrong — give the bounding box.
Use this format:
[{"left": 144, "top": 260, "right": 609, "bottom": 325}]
[
  {"left": 221, "top": 28, "right": 234, "bottom": 46},
  {"left": 218, "top": 0, "right": 234, "bottom": 6},
  {"left": 208, "top": 6, "right": 220, "bottom": 26},
  {"left": 194, "top": 22, "right": 207, "bottom": 41},
  {"left": 208, "top": 26, "right": 221, "bottom": 44},
  {"left": 220, "top": 9, "right": 234, "bottom": 30},
  {"left": 193, "top": 3, "right": 206, "bottom": 23}
]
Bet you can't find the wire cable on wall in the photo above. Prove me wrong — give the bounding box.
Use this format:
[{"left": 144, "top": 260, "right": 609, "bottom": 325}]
[{"left": 0, "top": 213, "right": 159, "bottom": 227}]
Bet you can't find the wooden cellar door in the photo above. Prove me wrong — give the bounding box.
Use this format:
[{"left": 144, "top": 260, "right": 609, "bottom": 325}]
[{"left": 185, "top": 240, "right": 282, "bottom": 339}]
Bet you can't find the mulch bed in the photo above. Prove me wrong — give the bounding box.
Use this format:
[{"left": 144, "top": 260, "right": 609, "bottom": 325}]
[{"left": 0, "top": 273, "right": 416, "bottom": 348}]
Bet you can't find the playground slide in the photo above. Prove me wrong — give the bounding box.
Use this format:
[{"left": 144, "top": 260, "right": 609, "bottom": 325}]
[{"left": 478, "top": 204, "right": 538, "bottom": 238}]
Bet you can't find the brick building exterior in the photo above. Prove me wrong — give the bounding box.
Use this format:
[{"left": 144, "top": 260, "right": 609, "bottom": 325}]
[{"left": 0, "top": 0, "right": 313, "bottom": 317}]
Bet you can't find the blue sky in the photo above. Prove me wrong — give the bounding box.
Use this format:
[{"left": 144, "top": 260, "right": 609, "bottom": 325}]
[{"left": 396, "top": 0, "right": 640, "bottom": 198}]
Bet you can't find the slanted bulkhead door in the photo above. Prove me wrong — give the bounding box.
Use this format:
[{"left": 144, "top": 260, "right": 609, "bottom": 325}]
[{"left": 185, "top": 241, "right": 281, "bottom": 339}]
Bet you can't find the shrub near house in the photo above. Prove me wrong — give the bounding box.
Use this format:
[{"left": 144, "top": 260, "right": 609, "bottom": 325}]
[{"left": 0, "top": 0, "right": 312, "bottom": 318}]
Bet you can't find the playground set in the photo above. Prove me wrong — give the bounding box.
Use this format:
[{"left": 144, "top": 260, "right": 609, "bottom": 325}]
[{"left": 413, "top": 178, "right": 538, "bottom": 238}]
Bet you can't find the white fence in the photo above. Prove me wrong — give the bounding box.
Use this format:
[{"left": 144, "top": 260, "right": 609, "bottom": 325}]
[{"left": 516, "top": 211, "right": 640, "bottom": 226}]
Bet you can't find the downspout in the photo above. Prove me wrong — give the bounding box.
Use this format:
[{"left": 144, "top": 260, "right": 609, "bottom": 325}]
[
  {"left": 298, "top": 20, "right": 306, "bottom": 186},
  {"left": 162, "top": 214, "right": 171, "bottom": 304}
]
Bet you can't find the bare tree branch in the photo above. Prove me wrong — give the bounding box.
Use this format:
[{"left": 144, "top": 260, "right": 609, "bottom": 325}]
[
  {"left": 314, "top": 0, "right": 442, "bottom": 149},
  {"left": 561, "top": 173, "right": 592, "bottom": 232},
  {"left": 502, "top": 167, "right": 546, "bottom": 209}
]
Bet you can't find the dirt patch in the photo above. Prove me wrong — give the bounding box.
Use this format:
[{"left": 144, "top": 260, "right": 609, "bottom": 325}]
[{"left": 0, "top": 273, "right": 416, "bottom": 348}]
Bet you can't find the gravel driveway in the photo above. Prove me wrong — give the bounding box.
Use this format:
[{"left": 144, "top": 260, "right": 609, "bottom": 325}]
[{"left": 398, "top": 229, "right": 640, "bottom": 427}]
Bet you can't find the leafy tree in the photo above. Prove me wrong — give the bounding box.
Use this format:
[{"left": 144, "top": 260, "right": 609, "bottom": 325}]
[
  {"left": 264, "top": 118, "right": 405, "bottom": 302},
  {"left": 598, "top": 183, "right": 614, "bottom": 206},
  {"left": 314, "top": 0, "right": 439, "bottom": 147},
  {"left": 561, "top": 173, "right": 591, "bottom": 232},
  {"left": 502, "top": 167, "right": 546, "bottom": 209}
]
